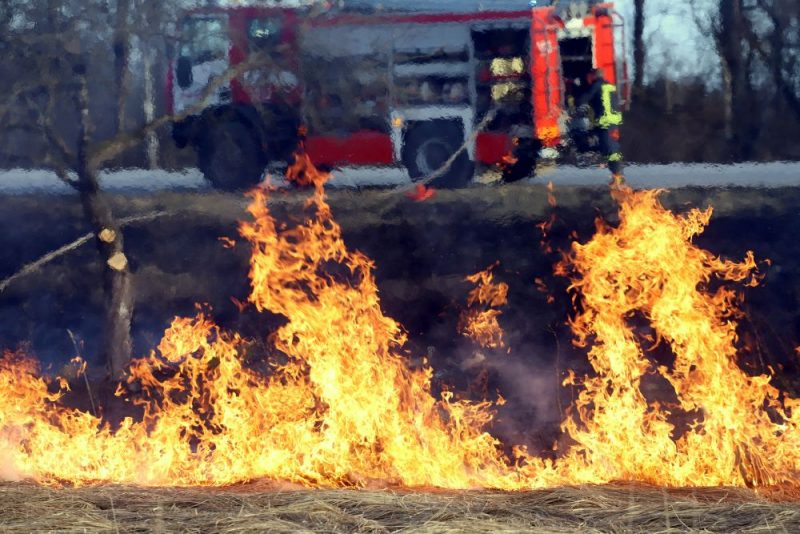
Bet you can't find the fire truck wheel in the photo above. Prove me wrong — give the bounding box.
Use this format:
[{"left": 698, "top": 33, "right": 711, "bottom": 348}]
[
  {"left": 197, "top": 122, "right": 266, "bottom": 191},
  {"left": 402, "top": 121, "right": 474, "bottom": 188}
]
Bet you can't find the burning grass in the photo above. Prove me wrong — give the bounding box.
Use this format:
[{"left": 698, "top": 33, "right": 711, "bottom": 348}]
[
  {"left": 2, "top": 164, "right": 800, "bottom": 489},
  {"left": 1, "top": 482, "right": 799, "bottom": 533},
  {"left": 3, "top": 159, "right": 800, "bottom": 534}
]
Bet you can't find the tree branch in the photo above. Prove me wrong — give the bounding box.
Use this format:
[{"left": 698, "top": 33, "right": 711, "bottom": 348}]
[
  {"left": 0, "top": 210, "right": 173, "bottom": 294},
  {"left": 750, "top": 0, "right": 800, "bottom": 120},
  {"left": 23, "top": 89, "right": 77, "bottom": 169},
  {"left": 51, "top": 164, "right": 79, "bottom": 188}
]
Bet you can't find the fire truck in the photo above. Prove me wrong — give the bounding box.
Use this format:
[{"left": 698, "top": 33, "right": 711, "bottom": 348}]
[{"left": 169, "top": 1, "right": 629, "bottom": 190}]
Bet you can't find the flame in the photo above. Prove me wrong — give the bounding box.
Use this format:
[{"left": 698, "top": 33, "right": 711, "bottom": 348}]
[
  {"left": 1, "top": 160, "right": 799, "bottom": 492},
  {"left": 0, "top": 158, "right": 542, "bottom": 489},
  {"left": 285, "top": 150, "right": 320, "bottom": 188},
  {"left": 554, "top": 183, "right": 800, "bottom": 488},
  {"left": 536, "top": 181, "right": 557, "bottom": 254},
  {"left": 459, "top": 263, "right": 508, "bottom": 349}
]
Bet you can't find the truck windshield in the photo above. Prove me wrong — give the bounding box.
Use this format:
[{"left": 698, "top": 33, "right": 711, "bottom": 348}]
[{"left": 179, "top": 16, "right": 228, "bottom": 63}]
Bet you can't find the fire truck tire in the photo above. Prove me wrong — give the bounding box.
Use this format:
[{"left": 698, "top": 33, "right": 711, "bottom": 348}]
[
  {"left": 402, "top": 121, "right": 474, "bottom": 188},
  {"left": 197, "top": 122, "right": 266, "bottom": 191}
]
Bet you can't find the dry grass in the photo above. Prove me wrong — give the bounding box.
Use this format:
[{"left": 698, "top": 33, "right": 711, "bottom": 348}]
[{"left": 1, "top": 482, "right": 799, "bottom": 533}]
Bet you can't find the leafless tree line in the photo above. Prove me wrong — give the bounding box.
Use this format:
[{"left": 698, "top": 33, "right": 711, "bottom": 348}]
[
  {"left": 631, "top": 0, "right": 800, "bottom": 162},
  {"left": 0, "top": 0, "right": 269, "bottom": 378}
]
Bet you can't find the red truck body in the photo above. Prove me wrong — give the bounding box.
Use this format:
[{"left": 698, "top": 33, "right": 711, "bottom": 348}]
[{"left": 169, "top": 2, "right": 628, "bottom": 188}]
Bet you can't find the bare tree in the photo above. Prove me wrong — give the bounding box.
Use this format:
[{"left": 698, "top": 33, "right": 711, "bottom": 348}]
[
  {"left": 75, "top": 63, "right": 136, "bottom": 380},
  {"left": 1, "top": 1, "right": 164, "bottom": 378},
  {"left": 689, "top": 0, "right": 758, "bottom": 160},
  {"left": 113, "top": 0, "right": 133, "bottom": 134},
  {"left": 716, "top": 0, "right": 749, "bottom": 159},
  {"left": 746, "top": 0, "right": 800, "bottom": 121},
  {"left": 0, "top": 2, "right": 132, "bottom": 378},
  {"left": 0, "top": 1, "right": 280, "bottom": 377},
  {"left": 704, "top": 0, "right": 800, "bottom": 158}
]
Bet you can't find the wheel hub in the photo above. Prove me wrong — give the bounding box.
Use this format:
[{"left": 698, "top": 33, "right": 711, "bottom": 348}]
[{"left": 415, "top": 139, "right": 452, "bottom": 175}]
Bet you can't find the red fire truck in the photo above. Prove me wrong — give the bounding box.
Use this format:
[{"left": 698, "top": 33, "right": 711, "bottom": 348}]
[{"left": 169, "top": 1, "right": 628, "bottom": 190}]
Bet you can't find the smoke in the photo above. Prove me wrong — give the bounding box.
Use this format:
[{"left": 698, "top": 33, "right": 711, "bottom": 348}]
[
  {"left": 455, "top": 345, "right": 565, "bottom": 455},
  {"left": 455, "top": 341, "right": 563, "bottom": 452},
  {"left": 488, "top": 353, "right": 561, "bottom": 424},
  {"left": 0, "top": 446, "right": 21, "bottom": 482}
]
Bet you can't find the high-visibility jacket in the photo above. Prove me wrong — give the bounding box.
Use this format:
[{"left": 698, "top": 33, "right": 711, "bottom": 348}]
[{"left": 578, "top": 79, "right": 623, "bottom": 129}]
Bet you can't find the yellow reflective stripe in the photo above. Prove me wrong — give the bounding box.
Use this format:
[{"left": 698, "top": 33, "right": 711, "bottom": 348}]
[
  {"left": 608, "top": 152, "right": 623, "bottom": 162},
  {"left": 598, "top": 84, "right": 623, "bottom": 128}
]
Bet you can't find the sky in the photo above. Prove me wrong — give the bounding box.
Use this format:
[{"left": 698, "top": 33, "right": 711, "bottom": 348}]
[{"left": 616, "top": 0, "right": 719, "bottom": 83}]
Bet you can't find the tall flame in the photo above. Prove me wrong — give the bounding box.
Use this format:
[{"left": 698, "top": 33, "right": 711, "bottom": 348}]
[
  {"left": 0, "top": 158, "right": 537, "bottom": 489},
  {"left": 554, "top": 183, "right": 800, "bottom": 488},
  {"left": 235, "top": 161, "right": 526, "bottom": 488},
  {"left": 1, "top": 164, "right": 799, "bottom": 491}
]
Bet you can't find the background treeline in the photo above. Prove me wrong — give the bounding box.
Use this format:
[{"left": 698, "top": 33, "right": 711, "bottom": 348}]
[
  {"left": 0, "top": 0, "right": 181, "bottom": 170},
  {"left": 625, "top": 0, "right": 800, "bottom": 163}
]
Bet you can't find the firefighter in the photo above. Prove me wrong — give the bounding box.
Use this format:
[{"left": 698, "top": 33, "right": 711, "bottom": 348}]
[{"left": 577, "top": 68, "right": 624, "bottom": 181}]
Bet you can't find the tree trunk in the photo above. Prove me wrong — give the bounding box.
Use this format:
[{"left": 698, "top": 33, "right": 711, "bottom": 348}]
[
  {"left": 143, "top": 45, "right": 159, "bottom": 169},
  {"left": 718, "top": 0, "right": 747, "bottom": 160},
  {"left": 78, "top": 175, "right": 135, "bottom": 379},
  {"left": 720, "top": 56, "right": 734, "bottom": 142},
  {"left": 75, "top": 61, "right": 134, "bottom": 379},
  {"left": 664, "top": 77, "right": 675, "bottom": 114},
  {"left": 113, "top": 0, "right": 132, "bottom": 134},
  {"left": 45, "top": 0, "right": 59, "bottom": 32},
  {"left": 632, "top": 0, "right": 646, "bottom": 101},
  {"left": 763, "top": 5, "right": 800, "bottom": 122}
]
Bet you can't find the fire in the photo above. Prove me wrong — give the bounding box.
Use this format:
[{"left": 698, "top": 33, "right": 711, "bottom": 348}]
[
  {"left": 0, "top": 159, "right": 537, "bottom": 489},
  {"left": 554, "top": 182, "right": 800, "bottom": 488},
  {"left": 1, "top": 161, "right": 799, "bottom": 491},
  {"left": 536, "top": 181, "right": 557, "bottom": 254},
  {"left": 235, "top": 164, "right": 526, "bottom": 488},
  {"left": 459, "top": 263, "right": 508, "bottom": 349}
]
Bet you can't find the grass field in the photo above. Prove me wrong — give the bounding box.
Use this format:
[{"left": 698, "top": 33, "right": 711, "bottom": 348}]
[{"left": 2, "top": 481, "right": 799, "bottom": 533}]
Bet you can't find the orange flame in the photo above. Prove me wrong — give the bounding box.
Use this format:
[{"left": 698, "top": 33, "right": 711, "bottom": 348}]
[
  {"left": 285, "top": 151, "right": 322, "bottom": 188},
  {"left": 459, "top": 263, "right": 509, "bottom": 349},
  {"left": 555, "top": 184, "right": 800, "bottom": 488},
  {"left": 1, "top": 161, "right": 799, "bottom": 492},
  {"left": 0, "top": 158, "right": 541, "bottom": 489},
  {"left": 536, "top": 181, "right": 557, "bottom": 254}
]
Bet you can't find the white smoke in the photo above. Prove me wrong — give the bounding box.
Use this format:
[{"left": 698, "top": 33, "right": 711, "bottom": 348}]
[{"left": 0, "top": 446, "right": 21, "bottom": 482}]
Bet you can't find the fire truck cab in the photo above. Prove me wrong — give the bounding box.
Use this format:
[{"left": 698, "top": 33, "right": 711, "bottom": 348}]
[{"left": 169, "top": 1, "right": 628, "bottom": 190}]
